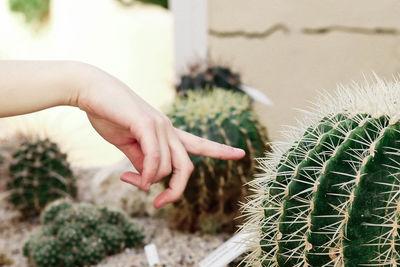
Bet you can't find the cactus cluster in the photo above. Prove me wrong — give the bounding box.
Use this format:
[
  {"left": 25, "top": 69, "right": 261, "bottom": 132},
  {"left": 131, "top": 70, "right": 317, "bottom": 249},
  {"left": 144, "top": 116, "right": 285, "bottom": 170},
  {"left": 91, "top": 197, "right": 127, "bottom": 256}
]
[
  {"left": 166, "top": 89, "right": 269, "bottom": 233},
  {"left": 8, "top": 0, "right": 50, "bottom": 23},
  {"left": 6, "top": 138, "right": 76, "bottom": 216},
  {"left": 177, "top": 65, "right": 244, "bottom": 96},
  {"left": 241, "top": 78, "right": 400, "bottom": 266},
  {"left": 23, "top": 200, "right": 145, "bottom": 267}
]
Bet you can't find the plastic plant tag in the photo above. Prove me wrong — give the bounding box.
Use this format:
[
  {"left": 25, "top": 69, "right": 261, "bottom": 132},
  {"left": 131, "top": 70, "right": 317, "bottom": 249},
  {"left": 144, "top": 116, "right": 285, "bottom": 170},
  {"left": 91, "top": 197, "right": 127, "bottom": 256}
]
[
  {"left": 145, "top": 243, "right": 161, "bottom": 267},
  {"left": 240, "top": 85, "right": 273, "bottom": 106},
  {"left": 199, "top": 231, "right": 252, "bottom": 267}
]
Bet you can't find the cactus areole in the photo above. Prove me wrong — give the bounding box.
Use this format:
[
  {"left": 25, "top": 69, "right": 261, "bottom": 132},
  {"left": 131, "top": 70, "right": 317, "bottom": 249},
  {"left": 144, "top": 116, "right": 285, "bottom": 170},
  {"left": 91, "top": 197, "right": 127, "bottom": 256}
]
[{"left": 241, "top": 78, "right": 400, "bottom": 266}]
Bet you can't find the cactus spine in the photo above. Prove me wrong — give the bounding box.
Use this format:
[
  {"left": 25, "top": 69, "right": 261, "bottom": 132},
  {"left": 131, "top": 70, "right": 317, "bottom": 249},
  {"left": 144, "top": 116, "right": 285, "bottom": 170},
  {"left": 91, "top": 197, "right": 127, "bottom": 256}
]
[
  {"left": 241, "top": 78, "right": 400, "bottom": 266},
  {"left": 23, "top": 200, "right": 145, "bottom": 267},
  {"left": 167, "top": 89, "right": 269, "bottom": 233},
  {"left": 7, "top": 138, "right": 76, "bottom": 216}
]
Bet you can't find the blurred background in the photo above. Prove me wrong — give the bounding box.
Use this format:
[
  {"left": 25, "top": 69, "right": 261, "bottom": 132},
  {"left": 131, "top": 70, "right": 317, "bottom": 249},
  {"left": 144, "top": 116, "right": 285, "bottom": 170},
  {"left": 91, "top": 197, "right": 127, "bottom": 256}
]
[{"left": 2, "top": 0, "right": 400, "bottom": 166}]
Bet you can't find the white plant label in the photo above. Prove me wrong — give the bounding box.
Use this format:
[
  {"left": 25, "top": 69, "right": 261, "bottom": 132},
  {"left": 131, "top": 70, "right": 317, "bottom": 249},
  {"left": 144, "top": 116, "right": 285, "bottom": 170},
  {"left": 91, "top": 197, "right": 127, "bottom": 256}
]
[
  {"left": 145, "top": 243, "right": 161, "bottom": 267},
  {"left": 199, "top": 232, "right": 252, "bottom": 267},
  {"left": 241, "top": 85, "right": 273, "bottom": 106}
]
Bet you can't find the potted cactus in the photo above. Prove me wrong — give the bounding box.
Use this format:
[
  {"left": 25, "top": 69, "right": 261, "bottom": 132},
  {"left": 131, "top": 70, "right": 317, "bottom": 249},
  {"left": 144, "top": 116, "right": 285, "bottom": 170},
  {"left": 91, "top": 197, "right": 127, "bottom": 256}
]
[{"left": 241, "top": 78, "right": 400, "bottom": 266}]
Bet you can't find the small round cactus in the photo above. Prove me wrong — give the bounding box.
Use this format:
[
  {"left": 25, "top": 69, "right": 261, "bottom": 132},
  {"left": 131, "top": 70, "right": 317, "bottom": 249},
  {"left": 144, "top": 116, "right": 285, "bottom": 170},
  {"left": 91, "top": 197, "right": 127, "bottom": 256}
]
[
  {"left": 241, "top": 78, "right": 400, "bottom": 266},
  {"left": 24, "top": 200, "right": 145, "bottom": 267},
  {"left": 177, "top": 64, "right": 244, "bottom": 95},
  {"left": 6, "top": 138, "right": 76, "bottom": 216},
  {"left": 166, "top": 89, "right": 269, "bottom": 233}
]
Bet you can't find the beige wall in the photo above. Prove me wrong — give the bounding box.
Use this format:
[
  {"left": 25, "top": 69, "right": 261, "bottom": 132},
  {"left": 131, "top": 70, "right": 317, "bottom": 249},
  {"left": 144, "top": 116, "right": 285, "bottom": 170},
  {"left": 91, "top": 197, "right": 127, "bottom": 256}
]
[{"left": 208, "top": 0, "right": 400, "bottom": 140}]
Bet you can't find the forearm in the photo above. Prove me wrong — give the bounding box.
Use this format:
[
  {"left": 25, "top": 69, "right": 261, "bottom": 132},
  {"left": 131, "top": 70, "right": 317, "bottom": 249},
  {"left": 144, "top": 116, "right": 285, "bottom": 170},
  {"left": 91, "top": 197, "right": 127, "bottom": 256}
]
[{"left": 0, "top": 60, "right": 86, "bottom": 117}]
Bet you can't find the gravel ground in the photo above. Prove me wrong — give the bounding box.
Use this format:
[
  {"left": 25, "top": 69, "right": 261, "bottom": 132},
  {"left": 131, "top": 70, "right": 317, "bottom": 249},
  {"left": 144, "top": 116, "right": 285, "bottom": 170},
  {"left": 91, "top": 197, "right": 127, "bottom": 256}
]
[{"left": 0, "top": 204, "right": 231, "bottom": 267}]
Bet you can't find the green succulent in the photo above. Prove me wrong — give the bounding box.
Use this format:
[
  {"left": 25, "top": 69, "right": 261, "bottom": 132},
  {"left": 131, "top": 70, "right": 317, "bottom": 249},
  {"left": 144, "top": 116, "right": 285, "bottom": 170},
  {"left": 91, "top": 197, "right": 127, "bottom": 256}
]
[
  {"left": 8, "top": 0, "right": 50, "bottom": 23},
  {"left": 241, "top": 78, "right": 400, "bottom": 266},
  {"left": 166, "top": 89, "right": 269, "bottom": 233},
  {"left": 23, "top": 200, "right": 145, "bottom": 267},
  {"left": 6, "top": 138, "right": 76, "bottom": 216}
]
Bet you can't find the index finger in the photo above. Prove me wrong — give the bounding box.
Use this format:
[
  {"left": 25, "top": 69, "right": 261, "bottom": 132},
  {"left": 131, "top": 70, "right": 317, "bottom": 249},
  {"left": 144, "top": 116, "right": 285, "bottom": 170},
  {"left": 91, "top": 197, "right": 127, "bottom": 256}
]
[{"left": 175, "top": 129, "right": 246, "bottom": 160}]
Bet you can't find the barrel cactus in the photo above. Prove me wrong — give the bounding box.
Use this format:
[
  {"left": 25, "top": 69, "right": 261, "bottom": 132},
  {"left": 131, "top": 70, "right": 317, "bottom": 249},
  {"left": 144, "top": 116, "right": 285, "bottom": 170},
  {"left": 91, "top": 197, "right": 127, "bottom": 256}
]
[
  {"left": 177, "top": 64, "right": 244, "bottom": 95},
  {"left": 6, "top": 138, "right": 76, "bottom": 216},
  {"left": 166, "top": 89, "right": 269, "bottom": 233},
  {"left": 23, "top": 200, "right": 145, "bottom": 267},
  {"left": 241, "top": 78, "right": 400, "bottom": 266}
]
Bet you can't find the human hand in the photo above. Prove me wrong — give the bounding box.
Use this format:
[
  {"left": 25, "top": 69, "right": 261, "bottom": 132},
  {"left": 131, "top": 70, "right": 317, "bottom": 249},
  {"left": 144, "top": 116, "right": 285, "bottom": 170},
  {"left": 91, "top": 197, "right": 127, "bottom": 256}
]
[{"left": 75, "top": 64, "right": 245, "bottom": 209}]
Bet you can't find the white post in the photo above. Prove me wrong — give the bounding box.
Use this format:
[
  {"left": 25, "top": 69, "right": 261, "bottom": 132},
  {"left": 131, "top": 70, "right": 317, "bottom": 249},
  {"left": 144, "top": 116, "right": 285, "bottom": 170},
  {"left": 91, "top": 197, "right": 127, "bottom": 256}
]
[{"left": 170, "top": 0, "right": 208, "bottom": 77}]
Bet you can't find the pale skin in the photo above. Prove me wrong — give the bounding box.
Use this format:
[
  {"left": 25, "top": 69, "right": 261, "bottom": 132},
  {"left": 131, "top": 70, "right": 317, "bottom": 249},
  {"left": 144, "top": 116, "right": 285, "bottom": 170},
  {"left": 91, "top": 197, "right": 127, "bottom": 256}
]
[{"left": 0, "top": 61, "right": 245, "bottom": 209}]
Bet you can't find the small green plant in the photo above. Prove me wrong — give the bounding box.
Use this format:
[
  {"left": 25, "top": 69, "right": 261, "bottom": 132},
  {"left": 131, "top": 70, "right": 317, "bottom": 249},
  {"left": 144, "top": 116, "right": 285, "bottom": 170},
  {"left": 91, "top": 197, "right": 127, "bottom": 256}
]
[
  {"left": 116, "top": 0, "right": 168, "bottom": 8},
  {"left": 8, "top": 0, "right": 50, "bottom": 23},
  {"left": 6, "top": 138, "right": 76, "bottom": 216},
  {"left": 177, "top": 65, "right": 244, "bottom": 96},
  {"left": 166, "top": 89, "right": 269, "bottom": 233},
  {"left": 241, "top": 78, "right": 400, "bottom": 266},
  {"left": 23, "top": 200, "right": 145, "bottom": 267}
]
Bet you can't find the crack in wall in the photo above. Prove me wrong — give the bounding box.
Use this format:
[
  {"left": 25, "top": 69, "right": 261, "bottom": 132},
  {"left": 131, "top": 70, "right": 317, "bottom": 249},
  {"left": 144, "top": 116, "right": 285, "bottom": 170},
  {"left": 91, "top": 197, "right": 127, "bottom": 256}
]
[
  {"left": 303, "top": 25, "right": 400, "bottom": 35},
  {"left": 209, "top": 24, "right": 400, "bottom": 40},
  {"left": 209, "top": 23, "right": 289, "bottom": 39}
]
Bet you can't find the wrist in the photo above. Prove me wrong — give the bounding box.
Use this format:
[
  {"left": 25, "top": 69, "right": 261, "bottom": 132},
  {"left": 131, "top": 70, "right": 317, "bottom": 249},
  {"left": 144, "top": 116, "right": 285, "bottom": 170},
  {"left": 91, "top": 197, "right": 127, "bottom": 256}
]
[{"left": 65, "top": 61, "right": 101, "bottom": 109}]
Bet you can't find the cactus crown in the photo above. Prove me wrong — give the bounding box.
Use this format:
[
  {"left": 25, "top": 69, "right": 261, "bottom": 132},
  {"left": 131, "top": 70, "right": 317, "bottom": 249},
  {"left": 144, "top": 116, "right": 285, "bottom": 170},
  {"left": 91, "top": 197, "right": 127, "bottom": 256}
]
[
  {"left": 24, "top": 200, "right": 145, "bottom": 267},
  {"left": 167, "top": 89, "right": 269, "bottom": 233},
  {"left": 6, "top": 138, "right": 76, "bottom": 216},
  {"left": 241, "top": 77, "right": 400, "bottom": 266}
]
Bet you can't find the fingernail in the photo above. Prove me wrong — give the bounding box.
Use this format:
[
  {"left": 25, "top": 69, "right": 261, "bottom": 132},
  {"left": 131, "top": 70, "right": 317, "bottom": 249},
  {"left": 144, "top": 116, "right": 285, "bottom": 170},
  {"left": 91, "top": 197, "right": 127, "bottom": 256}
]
[{"left": 234, "top": 148, "right": 245, "bottom": 153}]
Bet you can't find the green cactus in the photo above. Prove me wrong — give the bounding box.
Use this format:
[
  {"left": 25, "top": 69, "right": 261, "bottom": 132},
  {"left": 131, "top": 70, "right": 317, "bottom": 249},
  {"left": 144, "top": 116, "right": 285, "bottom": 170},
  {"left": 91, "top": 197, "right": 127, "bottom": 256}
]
[
  {"left": 241, "top": 78, "right": 400, "bottom": 266},
  {"left": 177, "top": 65, "right": 244, "bottom": 95},
  {"left": 8, "top": 0, "right": 50, "bottom": 23},
  {"left": 6, "top": 138, "right": 76, "bottom": 216},
  {"left": 24, "top": 200, "right": 145, "bottom": 267},
  {"left": 166, "top": 89, "right": 269, "bottom": 233}
]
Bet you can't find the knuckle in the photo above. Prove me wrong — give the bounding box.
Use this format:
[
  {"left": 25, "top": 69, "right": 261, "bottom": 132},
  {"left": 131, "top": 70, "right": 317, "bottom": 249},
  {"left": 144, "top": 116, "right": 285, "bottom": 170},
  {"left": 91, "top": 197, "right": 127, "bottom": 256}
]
[
  {"left": 151, "top": 151, "right": 161, "bottom": 161},
  {"left": 154, "top": 115, "right": 165, "bottom": 127},
  {"left": 187, "top": 161, "right": 194, "bottom": 173},
  {"left": 159, "top": 165, "right": 172, "bottom": 178}
]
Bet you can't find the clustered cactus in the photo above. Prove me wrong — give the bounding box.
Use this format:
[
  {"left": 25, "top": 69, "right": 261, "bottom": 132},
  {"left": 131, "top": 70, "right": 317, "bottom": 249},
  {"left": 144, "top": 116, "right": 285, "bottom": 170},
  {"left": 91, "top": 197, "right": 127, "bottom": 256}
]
[
  {"left": 6, "top": 138, "right": 76, "bottom": 216},
  {"left": 23, "top": 200, "right": 145, "bottom": 267},
  {"left": 177, "top": 65, "right": 244, "bottom": 96},
  {"left": 241, "top": 78, "right": 400, "bottom": 266},
  {"left": 8, "top": 0, "right": 50, "bottom": 23},
  {"left": 166, "top": 89, "right": 269, "bottom": 233}
]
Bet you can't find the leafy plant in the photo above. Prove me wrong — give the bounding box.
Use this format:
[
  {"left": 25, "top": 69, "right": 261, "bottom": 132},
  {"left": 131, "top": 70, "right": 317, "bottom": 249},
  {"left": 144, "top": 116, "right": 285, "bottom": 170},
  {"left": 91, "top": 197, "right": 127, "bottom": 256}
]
[{"left": 8, "top": 0, "right": 50, "bottom": 23}]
